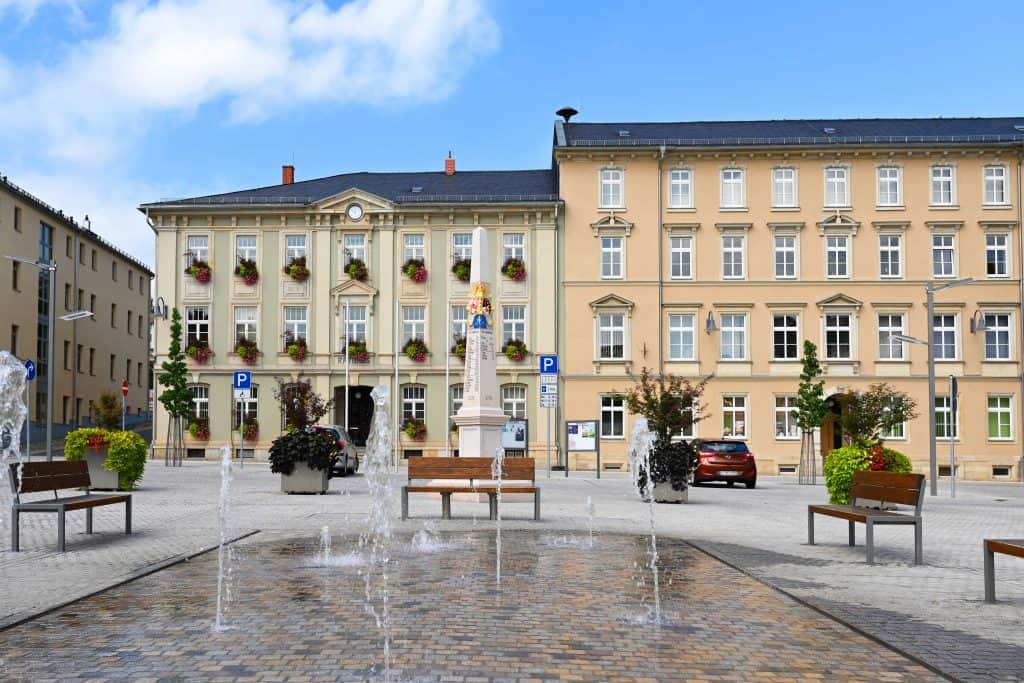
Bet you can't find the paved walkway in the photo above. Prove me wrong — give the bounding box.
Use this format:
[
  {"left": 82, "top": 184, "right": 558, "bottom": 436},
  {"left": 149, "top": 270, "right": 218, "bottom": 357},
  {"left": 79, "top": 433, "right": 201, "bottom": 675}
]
[{"left": 1, "top": 461, "right": 1022, "bottom": 681}]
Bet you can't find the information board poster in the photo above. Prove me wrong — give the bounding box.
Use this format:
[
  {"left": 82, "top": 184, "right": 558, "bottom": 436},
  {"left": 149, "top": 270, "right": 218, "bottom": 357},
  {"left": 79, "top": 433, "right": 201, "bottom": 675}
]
[
  {"left": 501, "top": 419, "right": 528, "bottom": 450},
  {"left": 567, "top": 420, "right": 597, "bottom": 451}
]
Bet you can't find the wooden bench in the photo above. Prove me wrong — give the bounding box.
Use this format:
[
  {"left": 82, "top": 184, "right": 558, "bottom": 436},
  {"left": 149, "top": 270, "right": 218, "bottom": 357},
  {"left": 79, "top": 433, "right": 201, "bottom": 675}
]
[
  {"left": 984, "top": 539, "right": 1024, "bottom": 603},
  {"left": 9, "top": 461, "right": 132, "bottom": 552},
  {"left": 401, "top": 457, "right": 539, "bottom": 521},
  {"left": 808, "top": 470, "right": 925, "bottom": 564}
]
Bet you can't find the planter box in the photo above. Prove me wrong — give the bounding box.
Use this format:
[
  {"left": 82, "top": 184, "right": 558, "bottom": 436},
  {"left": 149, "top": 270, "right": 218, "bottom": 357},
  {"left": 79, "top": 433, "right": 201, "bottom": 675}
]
[
  {"left": 653, "top": 480, "right": 688, "bottom": 504},
  {"left": 85, "top": 448, "right": 120, "bottom": 490},
  {"left": 281, "top": 461, "right": 329, "bottom": 494}
]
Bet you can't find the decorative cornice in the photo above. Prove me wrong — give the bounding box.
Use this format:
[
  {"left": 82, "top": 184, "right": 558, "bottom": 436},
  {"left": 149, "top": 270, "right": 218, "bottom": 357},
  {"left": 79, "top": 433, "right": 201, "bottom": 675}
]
[
  {"left": 817, "top": 293, "right": 863, "bottom": 309},
  {"left": 925, "top": 220, "right": 964, "bottom": 232},
  {"left": 767, "top": 221, "right": 804, "bottom": 232},
  {"left": 715, "top": 222, "right": 752, "bottom": 233},
  {"left": 590, "top": 214, "right": 633, "bottom": 237}
]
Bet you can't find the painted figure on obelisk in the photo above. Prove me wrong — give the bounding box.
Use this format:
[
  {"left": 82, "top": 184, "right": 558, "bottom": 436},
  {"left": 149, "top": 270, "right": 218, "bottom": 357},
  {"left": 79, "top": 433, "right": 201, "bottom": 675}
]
[{"left": 453, "top": 227, "right": 509, "bottom": 457}]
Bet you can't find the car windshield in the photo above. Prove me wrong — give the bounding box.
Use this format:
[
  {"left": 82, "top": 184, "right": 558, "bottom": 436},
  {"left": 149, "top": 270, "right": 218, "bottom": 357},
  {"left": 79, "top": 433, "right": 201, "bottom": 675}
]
[{"left": 702, "top": 441, "right": 749, "bottom": 454}]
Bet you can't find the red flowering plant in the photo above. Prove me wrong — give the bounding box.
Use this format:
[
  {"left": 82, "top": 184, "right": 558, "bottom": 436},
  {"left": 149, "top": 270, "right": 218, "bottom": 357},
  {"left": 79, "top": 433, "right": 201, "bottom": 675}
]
[
  {"left": 451, "top": 336, "right": 467, "bottom": 363},
  {"left": 402, "top": 418, "right": 427, "bottom": 441},
  {"left": 188, "top": 417, "right": 210, "bottom": 441},
  {"left": 234, "top": 258, "right": 259, "bottom": 285},
  {"left": 187, "top": 260, "right": 212, "bottom": 283},
  {"left": 283, "top": 256, "right": 310, "bottom": 282},
  {"left": 345, "top": 258, "right": 369, "bottom": 282},
  {"left": 347, "top": 340, "right": 370, "bottom": 363},
  {"left": 235, "top": 338, "right": 260, "bottom": 364},
  {"left": 501, "top": 257, "right": 527, "bottom": 281},
  {"left": 240, "top": 418, "right": 259, "bottom": 441},
  {"left": 185, "top": 338, "right": 213, "bottom": 364},
  {"left": 502, "top": 339, "right": 529, "bottom": 362},
  {"left": 402, "top": 258, "right": 428, "bottom": 282},
  {"left": 285, "top": 335, "right": 309, "bottom": 362},
  {"left": 402, "top": 338, "right": 429, "bottom": 363}
]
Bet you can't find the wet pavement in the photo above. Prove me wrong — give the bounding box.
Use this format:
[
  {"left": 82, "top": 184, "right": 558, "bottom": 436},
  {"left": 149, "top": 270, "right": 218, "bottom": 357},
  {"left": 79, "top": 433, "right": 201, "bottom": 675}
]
[{"left": 0, "top": 530, "right": 940, "bottom": 682}]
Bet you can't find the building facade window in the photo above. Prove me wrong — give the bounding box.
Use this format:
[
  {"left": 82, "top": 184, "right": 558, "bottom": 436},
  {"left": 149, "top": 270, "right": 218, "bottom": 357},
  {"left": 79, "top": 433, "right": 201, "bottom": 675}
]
[
  {"left": 11, "top": 260, "right": 19, "bottom": 291},
  {"left": 186, "top": 235, "right": 208, "bottom": 264},
  {"left": 344, "top": 234, "right": 366, "bottom": 264},
  {"left": 931, "top": 166, "right": 956, "bottom": 205},
  {"left": 669, "top": 236, "right": 692, "bottom": 279},
  {"left": 10, "top": 325, "right": 17, "bottom": 357},
  {"left": 986, "top": 234, "right": 1009, "bottom": 277},
  {"left": 932, "top": 234, "right": 956, "bottom": 277},
  {"left": 876, "top": 166, "right": 901, "bottom": 206},
  {"left": 599, "top": 168, "right": 624, "bottom": 208},
  {"left": 984, "top": 166, "right": 1008, "bottom": 205},
  {"left": 722, "top": 235, "right": 744, "bottom": 279},
  {"left": 450, "top": 305, "right": 467, "bottom": 342},
  {"left": 668, "top": 313, "right": 695, "bottom": 360},
  {"left": 824, "top": 167, "right": 849, "bottom": 207},
  {"left": 112, "top": 262, "right": 118, "bottom": 281},
  {"left": 402, "top": 234, "right": 424, "bottom": 263},
  {"left": 772, "top": 167, "right": 796, "bottom": 207},
  {"left": 283, "top": 305, "right": 308, "bottom": 342},
  {"left": 722, "top": 395, "right": 747, "bottom": 438},
  {"left": 720, "top": 313, "right": 747, "bottom": 360},
  {"left": 879, "top": 234, "right": 902, "bottom": 278},
  {"left": 185, "top": 305, "right": 209, "bottom": 345},
  {"left": 234, "top": 306, "right": 258, "bottom": 344},
  {"left": 598, "top": 313, "right": 625, "bottom": 360},
  {"left": 402, "top": 305, "right": 425, "bottom": 343},
  {"left": 772, "top": 314, "right": 798, "bottom": 360},
  {"left": 285, "top": 234, "right": 307, "bottom": 263},
  {"left": 401, "top": 385, "right": 425, "bottom": 422},
  {"left": 600, "top": 237, "right": 623, "bottom": 279},
  {"left": 235, "top": 385, "right": 258, "bottom": 428},
  {"left": 503, "top": 233, "right": 525, "bottom": 262},
  {"left": 932, "top": 314, "right": 958, "bottom": 360},
  {"left": 502, "top": 304, "right": 526, "bottom": 343},
  {"left": 236, "top": 235, "right": 257, "bottom": 262},
  {"left": 600, "top": 395, "right": 625, "bottom": 438},
  {"left": 190, "top": 385, "right": 209, "bottom": 419},
  {"left": 110, "top": 303, "right": 117, "bottom": 328},
  {"left": 774, "top": 235, "right": 796, "bottom": 279},
  {"left": 720, "top": 168, "right": 745, "bottom": 208},
  {"left": 345, "top": 305, "right": 367, "bottom": 343},
  {"left": 988, "top": 396, "right": 1012, "bottom": 440},
  {"left": 452, "top": 232, "right": 472, "bottom": 263},
  {"left": 450, "top": 384, "right": 464, "bottom": 416},
  {"left": 984, "top": 313, "right": 1011, "bottom": 360},
  {"left": 824, "top": 314, "right": 852, "bottom": 360},
  {"left": 502, "top": 385, "right": 527, "bottom": 419},
  {"left": 826, "top": 235, "right": 849, "bottom": 278},
  {"left": 935, "top": 396, "right": 957, "bottom": 439},
  {"left": 669, "top": 169, "right": 693, "bottom": 208},
  {"left": 775, "top": 396, "right": 799, "bottom": 439},
  {"left": 878, "top": 313, "right": 905, "bottom": 360}
]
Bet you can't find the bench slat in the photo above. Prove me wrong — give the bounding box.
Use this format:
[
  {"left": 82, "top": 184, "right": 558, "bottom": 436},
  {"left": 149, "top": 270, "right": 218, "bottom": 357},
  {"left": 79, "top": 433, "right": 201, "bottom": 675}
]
[
  {"left": 408, "top": 457, "right": 535, "bottom": 481},
  {"left": 20, "top": 461, "right": 87, "bottom": 476},
  {"left": 986, "top": 539, "right": 1024, "bottom": 559},
  {"left": 405, "top": 486, "right": 538, "bottom": 494},
  {"left": 852, "top": 470, "right": 924, "bottom": 489},
  {"left": 851, "top": 483, "right": 920, "bottom": 507},
  {"left": 12, "top": 461, "right": 92, "bottom": 493}
]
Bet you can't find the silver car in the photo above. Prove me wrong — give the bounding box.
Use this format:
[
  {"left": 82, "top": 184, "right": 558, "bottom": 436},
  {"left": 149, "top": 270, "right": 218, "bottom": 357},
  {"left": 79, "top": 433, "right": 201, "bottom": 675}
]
[{"left": 313, "top": 425, "right": 359, "bottom": 476}]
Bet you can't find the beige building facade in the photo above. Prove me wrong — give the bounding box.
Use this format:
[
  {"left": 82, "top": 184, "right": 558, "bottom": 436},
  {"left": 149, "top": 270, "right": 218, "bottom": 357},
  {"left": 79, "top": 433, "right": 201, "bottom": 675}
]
[
  {"left": 143, "top": 162, "right": 559, "bottom": 461},
  {"left": 554, "top": 117, "right": 1024, "bottom": 481},
  {"left": 0, "top": 176, "right": 153, "bottom": 433}
]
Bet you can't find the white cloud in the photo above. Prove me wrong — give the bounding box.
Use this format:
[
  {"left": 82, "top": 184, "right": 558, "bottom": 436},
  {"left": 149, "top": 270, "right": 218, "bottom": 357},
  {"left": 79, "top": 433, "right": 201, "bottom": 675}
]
[
  {"left": 0, "top": 0, "right": 84, "bottom": 24},
  {"left": 0, "top": 0, "right": 500, "bottom": 267}
]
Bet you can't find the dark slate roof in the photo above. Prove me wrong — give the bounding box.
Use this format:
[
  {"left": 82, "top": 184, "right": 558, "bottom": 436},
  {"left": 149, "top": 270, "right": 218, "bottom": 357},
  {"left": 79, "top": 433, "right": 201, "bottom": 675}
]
[
  {"left": 141, "top": 169, "right": 557, "bottom": 208},
  {"left": 558, "top": 117, "right": 1024, "bottom": 148}
]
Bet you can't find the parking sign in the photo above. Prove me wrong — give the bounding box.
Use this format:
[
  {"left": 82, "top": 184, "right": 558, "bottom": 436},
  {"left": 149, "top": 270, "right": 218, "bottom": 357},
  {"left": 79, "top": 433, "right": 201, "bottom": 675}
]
[
  {"left": 233, "top": 371, "right": 252, "bottom": 390},
  {"left": 539, "top": 355, "right": 558, "bottom": 375}
]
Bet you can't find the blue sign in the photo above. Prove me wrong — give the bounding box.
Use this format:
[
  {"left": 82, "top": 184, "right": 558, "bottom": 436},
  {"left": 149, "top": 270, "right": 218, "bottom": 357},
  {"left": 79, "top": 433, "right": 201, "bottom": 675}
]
[
  {"left": 539, "top": 355, "right": 558, "bottom": 375},
  {"left": 232, "top": 371, "right": 251, "bottom": 389},
  {"left": 472, "top": 314, "right": 488, "bottom": 329},
  {"left": 24, "top": 359, "right": 36, "bottom": 382}
]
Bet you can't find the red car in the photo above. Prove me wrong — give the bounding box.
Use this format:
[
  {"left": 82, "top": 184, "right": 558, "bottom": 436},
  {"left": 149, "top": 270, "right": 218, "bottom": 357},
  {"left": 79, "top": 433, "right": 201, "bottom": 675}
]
[{"left": 693, "top": 440, "right": 757, "bottom": 488}]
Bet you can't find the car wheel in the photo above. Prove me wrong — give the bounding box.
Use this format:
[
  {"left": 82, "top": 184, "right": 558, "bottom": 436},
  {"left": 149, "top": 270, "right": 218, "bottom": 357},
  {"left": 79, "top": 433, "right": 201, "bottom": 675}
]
[
  {"left": 727, "top": 481, "right": 735, "bottom": 487},
  {"left": 745, "top": 480, "right": 756, "bottom": 489}
]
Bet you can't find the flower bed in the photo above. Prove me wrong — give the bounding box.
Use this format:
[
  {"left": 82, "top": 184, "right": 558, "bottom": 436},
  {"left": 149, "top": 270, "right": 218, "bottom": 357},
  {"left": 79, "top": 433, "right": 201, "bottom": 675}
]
[
  {"left": 235, "top": 338, "right": 260, "bottom": 364},
  {"left": 402, "top": 338, "right": 429, "bottom": 363},
  {"left": 402, "top": 258, "right": 428, "bottom": 282},
  {"left": 347, "top": 340, "right": 370, "bottom": 363},
  {"left": 283, "top": 256, "right": 310, "bottom": 281},
  {"left": 345, "top": 258, "right": 369, "bottom": 282},
  {"left": 187, "top": 260, "right": 212, "bottom": 283},
  {"left": 403, "top": 418, "right": 427, "bottom": 441},
  {"left": 501, "top": 257, "right": 527, "bottom": 281},
  {"left": 451, "top": 258, "right": 471, "bottom": 283},
  {"left": 234, "top": 258, "right": 259, "bottom": 285},
  {"left": 502, "top": 339, "right": 529, "bottom": 362}
]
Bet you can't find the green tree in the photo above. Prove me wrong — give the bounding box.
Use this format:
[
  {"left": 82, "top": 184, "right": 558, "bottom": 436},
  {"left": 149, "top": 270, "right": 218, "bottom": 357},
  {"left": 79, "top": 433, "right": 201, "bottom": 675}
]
[
  {"left": 158, "top": 308, "right": 191, "bottom": 464},
  {"left": 94, "top": 392, "right": 121, "bottom": 430},
  {"left": 837, "top": 383, "right": 918, "bottom": 448},
  {"left": 794, "top": 340, "right": 828, "bottom": 484},
  {"left": 273, "top": 379, "right": 332, "bottom": 431}
]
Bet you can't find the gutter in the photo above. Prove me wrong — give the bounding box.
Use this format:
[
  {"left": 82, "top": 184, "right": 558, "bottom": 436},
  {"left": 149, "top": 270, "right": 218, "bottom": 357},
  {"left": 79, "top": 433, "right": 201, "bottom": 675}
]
[
  {"left": 657, "top": 145, "right": 666, "bottom": 372},
  {"left": 1018, "top": 151, "right": 1024, "bottom": 483}
]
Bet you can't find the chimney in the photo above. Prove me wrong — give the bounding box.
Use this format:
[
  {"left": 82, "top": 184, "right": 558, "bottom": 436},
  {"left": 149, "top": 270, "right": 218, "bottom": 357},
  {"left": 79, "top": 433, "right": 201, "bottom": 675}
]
[
  {"left": 444, "top": 151, "right": 455, "bottom": 176},
  {"left": 282, "top": 164, "right": 295, "bottom": 185}
]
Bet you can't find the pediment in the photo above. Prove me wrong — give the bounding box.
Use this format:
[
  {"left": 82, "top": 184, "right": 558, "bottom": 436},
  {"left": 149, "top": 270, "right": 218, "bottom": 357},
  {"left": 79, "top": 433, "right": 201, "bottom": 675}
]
[
  {"left": 816, "top": 293, "right": 863, "bottom": 309},
  {"left": 331, "top": 278, "right": 378, "bottom": 297},
  {"left": 589, "top": 293, "right": 635, "bottom": 311},
  {"left": 817, "top": 213, "right": 860, "bottom": 234},
  {"left": 315, "top": 188, "right": 393, "bottom": 213},
  {"left": 591, "top": 214, "right": 634, "bottom": 236}
]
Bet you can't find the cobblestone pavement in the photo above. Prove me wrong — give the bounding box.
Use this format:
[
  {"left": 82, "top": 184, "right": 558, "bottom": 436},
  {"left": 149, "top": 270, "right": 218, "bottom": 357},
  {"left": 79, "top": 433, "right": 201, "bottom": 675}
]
[
  {"left": 0, "top": 530, "right": 940, "bottom": 682},
  {"left": 0, "top": 461, "right": 1022, "bottom": 681}
]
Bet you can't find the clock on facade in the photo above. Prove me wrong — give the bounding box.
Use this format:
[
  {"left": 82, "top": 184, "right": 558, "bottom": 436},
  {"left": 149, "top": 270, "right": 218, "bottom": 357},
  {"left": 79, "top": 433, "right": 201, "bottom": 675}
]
[{"left": 346, "top": 203, "right": 364, "bottom": 221}]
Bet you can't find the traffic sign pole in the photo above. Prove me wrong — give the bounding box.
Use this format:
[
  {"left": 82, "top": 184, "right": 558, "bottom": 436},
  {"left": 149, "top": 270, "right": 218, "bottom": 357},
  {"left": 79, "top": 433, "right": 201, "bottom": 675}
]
[
  {"left": 538, "top": 355, "right": 558, "bottom": 480},
  {"left": 121, "top": 380, "right": 129, "bottom": 431},
  {"left": 24, "top": 360, "right": 36, "bottom": 460}
]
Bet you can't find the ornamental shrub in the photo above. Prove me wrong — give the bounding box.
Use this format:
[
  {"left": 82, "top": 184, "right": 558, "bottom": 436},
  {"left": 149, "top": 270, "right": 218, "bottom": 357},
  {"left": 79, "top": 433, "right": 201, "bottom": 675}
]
[
  {"left": 501, "top": 257, "right": 527, "bottom": 281},
  {"left": 283, "top": 256, "right": 310, "bottom": 281},
  {"left": 234, "top": 258, "right": 259, "bottom": 285},
  {"left": 187, "top": 261, "right": 212, "bottom": 283},
  {"left": 269, "top": 428, "right": 338, "bottom": 475},
  {"left": 451, "top": 259, "right": 472, "bottom": 282},
  {"left": 64, "top": 427, "right": 108, "bottom": 460},
  {"left": 65, "top": 427, "right": 146, "bottom": 490},
  {"left": 823, "top": 444, "right": 912, "bottom": 504},
  {"left": 402, "top": 338, "right": 429, "bottom": 362},
  {"left": 345, "top": 258, "right": 369, "bottom": 282},
  {"left": 402, "top": 258, "right": 428, "bottom": 282}
]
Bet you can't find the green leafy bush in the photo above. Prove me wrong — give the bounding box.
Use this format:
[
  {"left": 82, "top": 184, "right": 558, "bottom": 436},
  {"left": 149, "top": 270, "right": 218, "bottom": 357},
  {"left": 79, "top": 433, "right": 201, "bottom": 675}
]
[
  {"left": 824, "top": 444, "right": 912, "bottom": 504},
  {"left": 269, "top": 428, "right": 338, "bottom": 475},
  {"left": 64, "top": 427, "right": 107, "bottom": 460},
  {"left": 64, "top": 427, "right": 146, "bottom": 490}
]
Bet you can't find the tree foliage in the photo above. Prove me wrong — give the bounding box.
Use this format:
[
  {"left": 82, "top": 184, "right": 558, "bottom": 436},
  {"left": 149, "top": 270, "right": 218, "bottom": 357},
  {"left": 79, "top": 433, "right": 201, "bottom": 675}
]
[
  {"left": 618, "top": 367, "right": 707, "bottom": 445},
  {"left": 158, "top": 308, "right": 192, "bottom": 420},
  {"left": 94, "top": 392, "right": 122, "bottom": 430},
  {"left": 837, "top": 383, "right": 918, "bottom": 448},
  {"left": 273, "top": 379, "right": 332, "bottom": 430},
  {"left": 794, "top": 340, "right": 827, "bottom": 433}
]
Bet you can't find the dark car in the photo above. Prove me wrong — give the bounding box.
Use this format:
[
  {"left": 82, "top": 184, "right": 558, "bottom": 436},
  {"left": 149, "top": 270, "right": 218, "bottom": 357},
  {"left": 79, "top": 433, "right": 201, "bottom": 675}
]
[
  {"left": 311, "top": 425, "right": 359, "bottom": 477},
  {"left": 692, "top": 439, "right": 757, "bottom": 488}
]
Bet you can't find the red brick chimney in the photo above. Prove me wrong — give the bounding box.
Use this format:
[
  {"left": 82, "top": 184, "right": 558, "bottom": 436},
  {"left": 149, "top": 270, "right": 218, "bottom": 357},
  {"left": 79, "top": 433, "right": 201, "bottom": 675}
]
[
  {"left": 282, "top": 165, "right": 295, "bottom": 185},
  {"left": 444, "top": 151, "right": 455, "bottom": 176}
]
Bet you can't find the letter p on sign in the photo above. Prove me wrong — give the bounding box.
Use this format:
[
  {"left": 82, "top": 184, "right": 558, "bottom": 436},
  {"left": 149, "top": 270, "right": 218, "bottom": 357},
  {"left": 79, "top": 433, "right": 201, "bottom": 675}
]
[{"left": 539, "top": 355, "right": 558, "bottom": 375}]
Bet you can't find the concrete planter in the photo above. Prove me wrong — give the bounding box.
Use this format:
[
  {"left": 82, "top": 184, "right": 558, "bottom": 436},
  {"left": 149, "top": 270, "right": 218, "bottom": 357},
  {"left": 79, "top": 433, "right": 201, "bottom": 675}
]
[
  {"left": 653, "top": 480, "right": 689, "bottom": 504},
  {"left": 281, "top": 461, "right": 329, "bottom": 494},
  {"left": 85, "top": 448, "right": 120, "bottom": 490}
]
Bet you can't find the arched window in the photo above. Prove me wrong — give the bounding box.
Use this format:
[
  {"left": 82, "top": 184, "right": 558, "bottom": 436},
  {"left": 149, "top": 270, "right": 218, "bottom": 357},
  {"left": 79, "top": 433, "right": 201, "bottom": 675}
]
[{"left": 501, "top": 384, "right": 527, "bottom": 419}]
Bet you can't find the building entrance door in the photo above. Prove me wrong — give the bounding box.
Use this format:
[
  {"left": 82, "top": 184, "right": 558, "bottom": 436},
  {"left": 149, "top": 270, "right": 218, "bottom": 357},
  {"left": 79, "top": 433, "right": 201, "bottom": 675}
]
[{"left": 335, "top": 385, "right": 374, "bottom": 447}]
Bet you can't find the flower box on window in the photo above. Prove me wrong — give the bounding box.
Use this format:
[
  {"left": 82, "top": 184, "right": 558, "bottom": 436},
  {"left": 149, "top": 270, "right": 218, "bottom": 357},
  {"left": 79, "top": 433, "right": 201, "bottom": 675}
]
[
  {"left": 451, "top": 259, "right": 472, "bottom": 283},
  {"left": 234, "top": 258, "right": 259, "bottom": 285},
  {"left": 240, "top": 418, "right": 259, "bottom": 441},
  {"left": 235, "top": 339, "right": 260, "bottom": 364},
  {"left": 402, "top": 338, "right": 429, "bottom": 363},
  {"left": 186, "top": 340, "right": 213, "bottom": 365},
  {"left": 451, "top": 336, "right": 467, "bottom": 363},
  {"left": 186, "top": 260, "right": 212, "bottom": 283},
  {"left": 403, "top": 418, "right": 427, "bottom": 441},
  {"left": 188, "top": 417, "right": 210, "bottom": 441},
  {"left": 402, "top": 258, "right": 428, "bottom": 282},
  {"left": 283, "top": 256, "right": 310, "bottom": 282},
  {"left": 501, "top": 257, "right": 527, "bottom": 281},
  {"left": 347, "top": 340, "right": 370, "bottom": 363},
  {"left": 286, "top": 336, "right": 309, "bottom": 362},
  {"left": 346, "top": 258, "right": 369, "bottom": 282},
  {"left": 502, "top": 339, "right": 529, "bottom": 363}
]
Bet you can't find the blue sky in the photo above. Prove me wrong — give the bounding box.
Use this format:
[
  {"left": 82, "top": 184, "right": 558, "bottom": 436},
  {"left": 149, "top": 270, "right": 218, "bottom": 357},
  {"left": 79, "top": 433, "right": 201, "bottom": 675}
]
[{"left": 2, "top": 0, "right": 1024, "bottom": 267}]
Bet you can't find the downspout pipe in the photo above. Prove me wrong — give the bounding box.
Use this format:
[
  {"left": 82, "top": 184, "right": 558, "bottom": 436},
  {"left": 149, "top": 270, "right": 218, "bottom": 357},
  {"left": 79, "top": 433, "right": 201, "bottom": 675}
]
[
  {"left": 554, "top": 200, "right": 561, "bottom": 469},
  {"left": 1017, "top": 151, "right": 1023, "bottom": 483},
  {"left": 657, "top": 145, "right": 666, "bottom": 373}
]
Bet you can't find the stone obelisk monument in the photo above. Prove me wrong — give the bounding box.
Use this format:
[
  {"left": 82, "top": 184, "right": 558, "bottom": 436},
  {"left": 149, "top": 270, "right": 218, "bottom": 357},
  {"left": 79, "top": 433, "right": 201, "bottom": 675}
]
[{"left": 453, "top": 227, "right": 508, "bottom": 456}]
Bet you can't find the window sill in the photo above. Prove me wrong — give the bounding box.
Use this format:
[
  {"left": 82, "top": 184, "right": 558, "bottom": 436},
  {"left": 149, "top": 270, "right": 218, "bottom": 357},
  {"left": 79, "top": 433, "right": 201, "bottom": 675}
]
[
  {"left": 719, "top": 207, "right": 749, "bottom": 212},
  {"left": 876, "top": 205, "right": 905, "bottom": 211},
  {"left": 986, "top": 275, "right": 1011, "bottom": 280},
  {"left": 987, "top": 438, "right": 1014, "bottom": 443},
  {"left": 770, "top": 206, "right": 800, "bottom": 212},
  {"left": 774, "top": 436, "right": 800, "bottom": 442},
  {"left": 823, "top": 206, "right": 852, "bottom": 212},
  {"left": 597, "top": 207, "right": 626, "bottom": 212},
  {"left": 879, "top": 275, "right": 904, "bottom": 281},
  {"left": 929, "top": 204, "right": 960, "bottom": 210},
  {"left": 982, "top": 204, "right": 1013, "bottom": 210},
  {"left": 668, "top": 277, "right": 694, "bottom": 282},
  {"left": 667, "top": 207, "right": 696, "bottom": 213}
]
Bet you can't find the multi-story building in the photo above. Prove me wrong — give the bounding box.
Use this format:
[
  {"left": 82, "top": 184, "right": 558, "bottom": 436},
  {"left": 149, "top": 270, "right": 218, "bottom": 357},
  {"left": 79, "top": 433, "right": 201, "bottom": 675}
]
[
  {"left": 0, "top": 175, "right": 153, "bottom": 434},
  {"left": 554, "top": 116, "right": 1024, "bottom": 481},
  {"left": 142, "top": 159, "right": 558, "bottom": 461}
]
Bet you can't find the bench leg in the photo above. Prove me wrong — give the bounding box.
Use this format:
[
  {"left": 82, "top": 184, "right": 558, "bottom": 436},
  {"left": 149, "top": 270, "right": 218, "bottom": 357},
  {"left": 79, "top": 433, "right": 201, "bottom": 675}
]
[
  {"left": 865, "top": 519, "right": 874, "bottom": 565},
  {"left": 11, "top": 507, "right": 19, "bottom": 552},
  {"left": 807, "top": 509, "right": 815, "bottom": 545},
  {"left": 534, "top": 489, "right": 541, "bottom": 521},
  {"left": 441, "top": 493, "right": 452, "bottom": 520},
  {"left": 125, "top": 498, "right": 132, "bottom": 535},
  {"left": 401, "top": 487, "right": 409, "bottom": 521},
  {"left": 58, "top": 507, "right": 66, "bottom": 552},
  {"left": 489, "top": 494, "right": 497, "bottom": 521},
  {"left": 984, "top": 542, "right": 996, "bottom": 603},
  {"left": 914, "top": 521, "right": 922, "bottom": 565},
  {"left": 848, "top": 520, "right": 855, "bottom": 546},
  {"left": 86, "top": 507, "right": 93, "bottom": 534}
]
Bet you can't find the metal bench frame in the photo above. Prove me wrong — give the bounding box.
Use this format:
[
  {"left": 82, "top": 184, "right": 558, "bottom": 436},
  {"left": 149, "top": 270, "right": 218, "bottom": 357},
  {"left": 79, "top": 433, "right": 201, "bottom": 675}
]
[
  {"left": 401, "top": 457, "right": 540, "bottom": 521},
  {"left": 983, "top": 539, "right": 1024, "bottom": 603}
]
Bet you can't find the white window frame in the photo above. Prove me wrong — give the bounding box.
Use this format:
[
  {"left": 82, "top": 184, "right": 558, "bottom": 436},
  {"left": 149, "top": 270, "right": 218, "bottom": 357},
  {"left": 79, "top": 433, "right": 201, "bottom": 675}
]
[
  {"left": 935, "top": 396, "right": 957, "bottom": 440},
  {"left": 402, "top": 305, "right": 425, "bottom": 344},
  {"left": 721, "top": 235, "right": 745, "bottom": 279},
  {"left": 772, "top": 167, "right": 797, "bottom": 208},
  {"left": 774, "top": 235, "right": 797, "bottom": 279},
  {"left": 984, "top": 165, "right": 1009, "bottom": 206},
  {"left": 719, "top": 313, "right": 747, "bottom": 361},
  {"left": 772, "top": 313, "right": 799, "bottom": 361},
  {"left": 824, "top": 313, "right": 853, "bottom": 361},
  {"left": 669, "top": 235, "right": 692, "bottom": 280},
  {"left": 600, "top": 395, "right": 625, "bottom": 439},
  {"left": 987, "top": 395, "right": 1013, "bottom": 441},
  {"left": 930, "top": 166, "right": 956, "bottom": 206},
  {"left": 597, "top": 313, "right": 626, "bottom": 360},
  {"left": 284, "top": 234, "right": 307, "bottom": 263},
  {"left": 877, "top": 313, "right": 905, "bottom": 361},
  {"left": 599, "top": 168, "right": 624, "bottom": 209},
  {"left": 401, "top": 385, "right": 426, "bottom": 422},
  {"left": 986, "top": 233, "right": 1010, "bottom": 278},
  {"left": 283, "top": 305, "right": 308, "bottom": 342},
  {"left": 600, "top": 236, "right": 623, "bottom": 280},
  {"left": 722, "top": 395, "right": 748, "bottom": 439},
  {"left": 185, "top": 305, "right": 210, "bottom": 345},
  {"left": 774, "top": 395, "right": 799, "bottom": 440},
  {"left": 190, "top": 385, "right": 209, "bottom": 420},
  {"left": 668, "top": 313, "right": 695, "bottom": 361},
  {"left": 983, "top": 312, "right": 1012, "bottom": 360},
  {"left": 346, "top": 305, "right": 367, "bottom": 343},
  {"left": 932, "top": 233, "right": 957, "bottom": 278},
  {"left": 503, "top": 233, "right": 525, "bottom": 262},
  {"left": 824, "top": 166, "right": 849, "bottom": 208},
  {"left": 881, "top": 404, "right": 906, "bottom": 440},
  {"left": 343, "top": 233, "right": 366, "bottom": 265},
  {"left": 403, "top": 234, "right": 425, "bottom": 262},
  {"left": 450, "top": 305, "right": 468, "bottom": 343},
  {"left": 450, "top": 384, "right": 464, "bottom": 417},
  {"left": 502, "top": 384, "right": 527, "bottom": 419},
  {"left": 452, "top": 232, "right": 472, "bottom": 264},
  {"left": 235, "top": 384, "right": 258, "bottom": 428},
  {"left": 876, "top": 166, "right": 902, "bottom": 207},
  {"left": 825, "top": 235, "right": 850, "bottom": 278},
  {"left": 720, "top": 168, "right": 745, "bottom": 209},
  {"left": 235, "top": 235, "right": 257, "bottom": 262},
  {"left": 502, "top": 304, "right": 526, "bottom": 344},
  {"left": 932, "top": 313, "right": 959, "bottom": 360},
  {"left": 669, "top": 168, "right": 693, "bottom": 208},
  {"left": 878, "top": 233, "right": 902, "bottom": 279},
  {"left": 234, "top": 306, "right": 257, "bottom": 344},
  {"left": 187, "top": 235, "right": 209, "bottom": 264}
]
